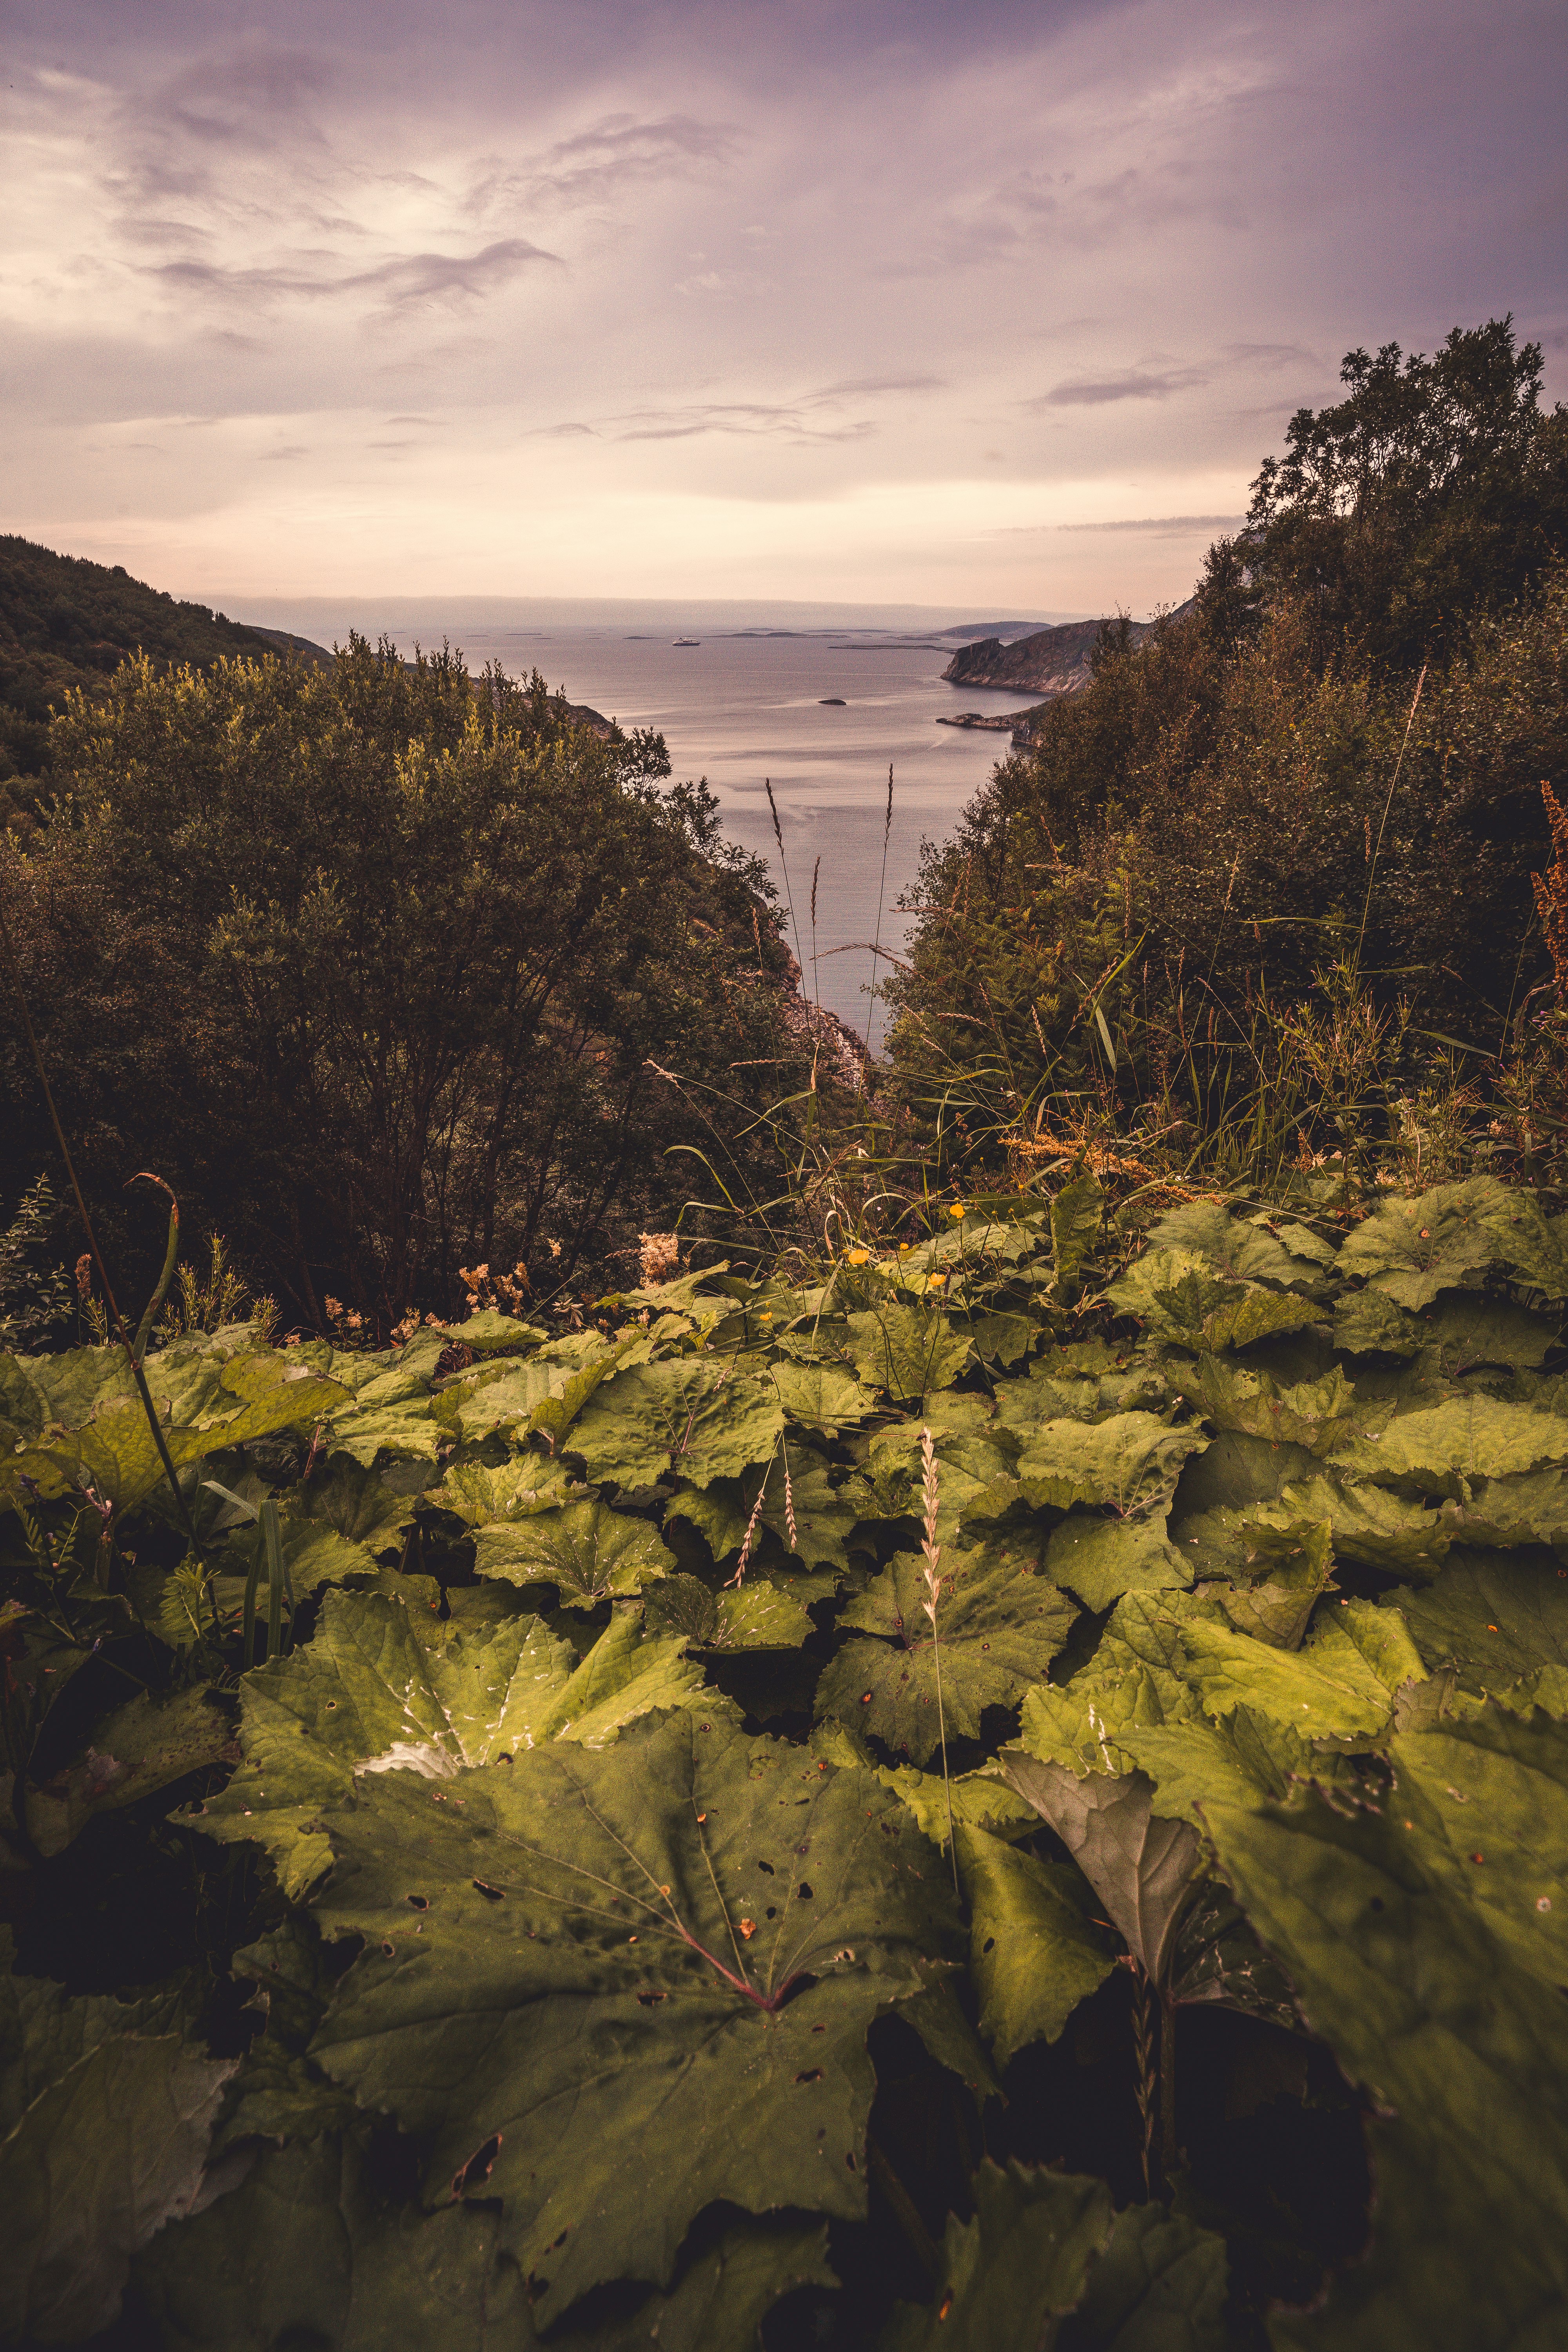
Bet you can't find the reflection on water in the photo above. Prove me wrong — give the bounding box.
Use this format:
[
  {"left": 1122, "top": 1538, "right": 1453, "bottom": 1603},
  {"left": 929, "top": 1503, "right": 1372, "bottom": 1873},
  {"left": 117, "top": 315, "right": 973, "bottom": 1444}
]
[{"left": 233, "top": 600, "right": 1040, "bottom": 1037}]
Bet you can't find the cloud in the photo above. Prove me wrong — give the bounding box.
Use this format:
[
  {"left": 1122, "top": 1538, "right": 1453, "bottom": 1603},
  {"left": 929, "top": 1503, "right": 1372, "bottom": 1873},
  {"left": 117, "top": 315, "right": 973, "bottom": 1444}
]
[
  {"left": 811, "top": 374, "right": 946, "bottom": 399},
  {"left": 1058, "top": 512, "right": 1248, "bottom": 533},
  {"left": 985, "top": 514, "right": 1245, "bottom": 539},
  {"left": 1032, "top": 367, "right": 1209, "bottom": 407},
  {"left": 467, "top": 113, "right": 738, "bottom": 219},
  {"left": 147, "top": 236, "right": 559, "bottom": 313},
  {"left": 611, "top": 400, "right": 875, "bottom": 445}
]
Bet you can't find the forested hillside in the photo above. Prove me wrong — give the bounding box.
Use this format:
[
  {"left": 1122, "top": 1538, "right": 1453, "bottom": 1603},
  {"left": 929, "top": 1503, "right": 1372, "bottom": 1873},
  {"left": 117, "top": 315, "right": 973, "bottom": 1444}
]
[
  {"left": 0, "top": 641, "right": 813, "bottom": 1331},
  {"left": 0, "top": 536, "right": 325, "bottom": 809},
  {"left": 887, "top": 319, "right": 1568, "bottom": 1199}
]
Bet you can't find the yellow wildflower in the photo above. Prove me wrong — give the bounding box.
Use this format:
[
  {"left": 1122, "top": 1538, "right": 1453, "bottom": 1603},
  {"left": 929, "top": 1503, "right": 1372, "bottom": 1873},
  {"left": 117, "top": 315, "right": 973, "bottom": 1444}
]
[
  {"left": 927, "top": 1272, "right": 948, "bottom": 1289},
  {"left": 846, "top": 1249, "right": 870, "bottom": 1266},
  {"left": 948, "top": 1204, "right": 967, "bottom": 1220}
]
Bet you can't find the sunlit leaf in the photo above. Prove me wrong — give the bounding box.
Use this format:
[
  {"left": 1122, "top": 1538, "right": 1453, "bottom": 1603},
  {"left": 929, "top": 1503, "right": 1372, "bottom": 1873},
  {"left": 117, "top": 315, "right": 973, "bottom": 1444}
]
[{"left": 305, "top": 1713, "right": 970, "bottom": 2325}]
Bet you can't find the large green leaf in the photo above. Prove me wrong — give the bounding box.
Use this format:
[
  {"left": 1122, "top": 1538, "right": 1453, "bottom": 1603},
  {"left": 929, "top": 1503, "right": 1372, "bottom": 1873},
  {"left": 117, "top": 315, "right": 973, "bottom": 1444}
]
[
  {"left": 996, "top": 1342, "right": 1171, "bottom": 1433},
  {"left": 1208, "top": 1773, "right": 1568, "bottom": 2351},
  {"left": 1388, "top": 1550, "right": 1568, "bottom": 1693},
  {"left": 0, "top": 1948, "right": 234, "bottom": 2345},
  {"left": 194, "top": 1592, "right": 706, "bottom": 1898},
  {"left": 957, "top": 1825, "right": 1115, "bottom": 2064},
  {"left": 1107, "top": 1254, "right": 1325, "bottom": 1351},
  {"left": 880, "top": 2161, "right": 1113, "bottom": 2352},
  {"left": 1044, "top": 1514, "right": 1193, "bottom": 1612},
  {"left": 1334, "top": 1394, "right": 1568, "bottom": 1497},
  {"left": 995, "top": 1760, "right": 1202, "bottom": 1983},
  {"left": 1387, "top": 1704, "right": 1568, "bottom": 1987},
  {"left": 570, "top": 1362, "right": 785, "bottom": 1490},
  {"left": 768, "top": 1360, "right": 877, "bottom": 1436},
  {"left": 290, "top": 1456, "right": 428, "bottom": 1551},
  {"left": 1171, "top": 1432, "right": 1449, "bottom": 1582},
  {"left": 1050, "top": 1170, "right": 1105, "bottom": 1290},
  {"left": 138, "top": 2128, "right": 832, "bottom": 2352},
  {"left": 844, "top": 1301, "right": 970, "bottom": 1402},
  {"left": 25, "top": 1687, "right": 238, "bottom": 1860},
  {"left": 434, "top": 1455, "right": 582, "bottom": 1526},
  {"left": 1332, "top": 1286, "right": 1423, "bottom": 1357},
  {"left": 671, "top": 1452, "right": 872, "bottom": 1584},
  {"left": 1189, "top": 1359, "right": 1357, "bottom": 1456},
  {"left": 1112, "top": 1706, "right": 1323, "bottom": 1827},
  {"left": 818, "top": 1537, "right": 1076, "bottom": 1764},
  {"left": 1335, "top": 1176, "right": 1568, "bottom": 1308},
  {"left": 1056, "top": 2202, "right": 1228, "bottom": 2352},
  {"left": 1173, "top": 1595, "right": 1423, "bottom": 1740},
  {"left": 1215, "top": 1519, "right": 1336, "bottom": 1650},
  {"left": 1142, "top": 1201, "right": 1321, "bottom": 1292},
  {"left": 137, "top": 2131, "right": 530, "bottom": 2351},
  {"left": 1014, "top": 1413, "right": 1209, "bottom": 1517},
  {"left": 305, "top": 1713, "right": 970, "bottom": 2323},
  {"left": 644, "top": 1572, "right": 815, "bottom": 1650},
  {"left": 474, "top": 1499, "right": 676, "bottom": 1607},
  {"left": 1017, "top": 1591, "right": 1207, "bottom": 1779},
  {"left": 2, "top": 1352, "right": 350, "bottom": 1512}
]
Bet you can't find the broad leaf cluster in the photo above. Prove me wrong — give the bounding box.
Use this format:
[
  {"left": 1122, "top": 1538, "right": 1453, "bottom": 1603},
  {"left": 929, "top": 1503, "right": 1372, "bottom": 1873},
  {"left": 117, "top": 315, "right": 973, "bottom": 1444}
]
[{"left": 4, "top": 1172, "right": 1568, "bottom": 2346}]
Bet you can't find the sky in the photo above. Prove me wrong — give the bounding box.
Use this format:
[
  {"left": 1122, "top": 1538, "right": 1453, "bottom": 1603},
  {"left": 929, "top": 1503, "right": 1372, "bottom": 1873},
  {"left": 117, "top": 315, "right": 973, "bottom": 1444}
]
[{"left": 4, "top": 0, "right": 1566, "bottom": 615}]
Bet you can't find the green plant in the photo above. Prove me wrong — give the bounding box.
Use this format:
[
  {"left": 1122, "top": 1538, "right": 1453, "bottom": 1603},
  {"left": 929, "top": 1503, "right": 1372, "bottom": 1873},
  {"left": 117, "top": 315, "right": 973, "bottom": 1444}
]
[
  {"left": 6, "top": 1167, "right": 1567, "bottom": 2345},
  {"left": 0, "top": 1171, "right": 72, "bottom": 1348}
]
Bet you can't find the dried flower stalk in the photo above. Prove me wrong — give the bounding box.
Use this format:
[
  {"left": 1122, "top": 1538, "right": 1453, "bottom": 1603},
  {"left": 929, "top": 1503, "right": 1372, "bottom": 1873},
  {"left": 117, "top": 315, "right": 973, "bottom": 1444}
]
[{"left": 920, "top": 1426, "right": 958, "bottom": 1886}]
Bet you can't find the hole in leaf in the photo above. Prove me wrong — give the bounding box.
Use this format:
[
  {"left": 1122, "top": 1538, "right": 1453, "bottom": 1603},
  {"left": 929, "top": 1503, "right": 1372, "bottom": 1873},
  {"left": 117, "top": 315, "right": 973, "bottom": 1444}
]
[
  {"left": 637, "top": 1991, "right": 668, "bottom": 2006},
  {"left": 407, "top": 1894, "right": 429, "bottom": 1910},
  {"left": 472, "top": 1879, "right": 505, "bottom": 1901},
  {"left": 381, "top": 1940, "right": 395, "bottom": 1956},
  {"left": 757, "top": 1860, "right": 775, "bottom": 1874},
  {"left": 766, "top": 1906, "right": 777, "bottom": 1919},
  {"left": 983, "top": 1936, "right": 996, "bottom": 1954},
  {"left": 798, "top": 1882, "right": 814, "bottom": 1900},
  {"left": 452, "top": 2134, "right": 501, "bottom": 2198},
  {"left": 795, "top": 2069, "right": 823, "bottom": 2084}
]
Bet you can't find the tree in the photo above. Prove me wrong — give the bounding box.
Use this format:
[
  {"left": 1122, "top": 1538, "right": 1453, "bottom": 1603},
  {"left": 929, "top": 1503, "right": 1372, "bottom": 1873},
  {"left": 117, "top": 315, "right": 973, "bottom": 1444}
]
[
  {"left": 1, "top": 642, "right": 805, "bottom": 1332},
  {"left": 1244, "top": 318, "right": 1568, "bottom": 664}
]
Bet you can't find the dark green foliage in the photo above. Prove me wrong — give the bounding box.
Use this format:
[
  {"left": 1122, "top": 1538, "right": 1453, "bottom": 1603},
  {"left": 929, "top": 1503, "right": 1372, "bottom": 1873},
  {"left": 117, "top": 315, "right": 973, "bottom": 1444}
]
[
  {"left": 0, "top": 638, "right": 807, "bottom": 1328},
  {"left": 0, "top": 534, "right": 312, "bottom": 808},
  {"left": 886, "top": 324, "right": 1568, "bottom": 1185},
  {"left": 0, "top": 1174, "right": 74, "bottom": 1350},
  {"left": 1243, "top": 318, "right": 1568, "bottom": 669},
  {"left": 4, "top": 1176, "right": 1567, "bottom": 2347}
]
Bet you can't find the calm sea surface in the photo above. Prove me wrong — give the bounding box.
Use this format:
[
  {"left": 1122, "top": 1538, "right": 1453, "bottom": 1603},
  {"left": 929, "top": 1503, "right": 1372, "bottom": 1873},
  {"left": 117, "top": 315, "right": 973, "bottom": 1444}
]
[{"left": 232, "top": 597, "right": 1060, "bottom": 1038}]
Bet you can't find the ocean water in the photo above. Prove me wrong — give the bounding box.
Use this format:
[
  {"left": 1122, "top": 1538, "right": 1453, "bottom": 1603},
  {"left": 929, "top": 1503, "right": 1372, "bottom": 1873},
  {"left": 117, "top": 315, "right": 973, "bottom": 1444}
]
[{"left": 231, "top": 597, "right": 1061, "bottom": 1038}]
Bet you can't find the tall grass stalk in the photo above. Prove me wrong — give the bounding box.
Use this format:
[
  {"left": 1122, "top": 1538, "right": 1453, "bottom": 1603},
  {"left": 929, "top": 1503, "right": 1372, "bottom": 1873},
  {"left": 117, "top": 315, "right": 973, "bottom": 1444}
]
[
  {"left": 868, "top": 764, "right": 894, "bottom": 1062},
  {"left": 764, "top": 779, "right": 808, "bottom": 987},
  {"left": 1355, "top": 662, "right": 1427, "bottom": 973},
  {"left": 919, "top": 1426, "right": 959, "bottom": 1890}
]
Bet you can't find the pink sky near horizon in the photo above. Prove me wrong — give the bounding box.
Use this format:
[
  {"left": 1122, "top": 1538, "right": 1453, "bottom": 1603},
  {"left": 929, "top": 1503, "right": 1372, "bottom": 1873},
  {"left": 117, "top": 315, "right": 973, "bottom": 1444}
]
[{"left": 4, "top": 0, "right": 1564, "bottom": 616}]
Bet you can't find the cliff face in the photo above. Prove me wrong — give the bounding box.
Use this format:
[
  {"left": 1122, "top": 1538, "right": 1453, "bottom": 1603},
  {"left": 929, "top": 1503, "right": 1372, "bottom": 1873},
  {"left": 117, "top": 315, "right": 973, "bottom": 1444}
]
[{"left": 940, "top": 615, "right": 1148, "bottom": 695}]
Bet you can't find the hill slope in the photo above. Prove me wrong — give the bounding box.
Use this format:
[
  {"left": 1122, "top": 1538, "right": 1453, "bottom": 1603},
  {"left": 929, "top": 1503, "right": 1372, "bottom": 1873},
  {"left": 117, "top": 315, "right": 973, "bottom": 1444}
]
[
  {"left": 0, "top": 535, "right": 328, "bottom": 798},
  {"left": 942, "top": 613, "right": 1157, "bottom": 695}
]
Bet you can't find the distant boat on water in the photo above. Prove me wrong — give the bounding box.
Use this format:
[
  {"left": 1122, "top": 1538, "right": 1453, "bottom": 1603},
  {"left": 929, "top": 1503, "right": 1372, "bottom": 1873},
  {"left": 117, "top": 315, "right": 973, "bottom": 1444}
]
[{"left": 672, "top": 635, "right": 700, "bottom": 647}]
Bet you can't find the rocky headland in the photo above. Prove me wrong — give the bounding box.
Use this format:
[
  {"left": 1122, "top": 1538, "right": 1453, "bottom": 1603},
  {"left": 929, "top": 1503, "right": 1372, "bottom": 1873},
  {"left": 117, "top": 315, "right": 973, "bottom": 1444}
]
[{"left": 940, "top": 613, "right": 1146, "bottom": 695}]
